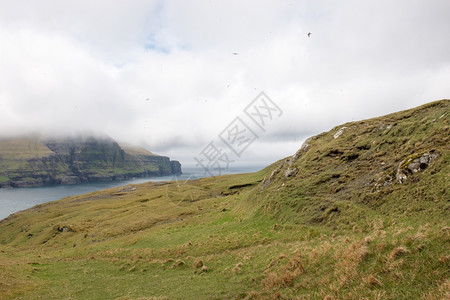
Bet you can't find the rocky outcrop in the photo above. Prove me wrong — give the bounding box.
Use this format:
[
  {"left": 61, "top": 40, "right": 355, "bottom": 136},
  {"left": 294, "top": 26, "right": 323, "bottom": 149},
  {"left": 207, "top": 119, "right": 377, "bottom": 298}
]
[
  {"left": 284, "top": 167, "right": 297, "bottom": 178},
  {"left": 0, "top": 135, "right": 182, "bottom": 188},
  {"left": 259, "top": 99, "right": 449, "bottom": 195},
  {"left": 261, "top": 137, "right": 311, "bottom": 189},
  {"left": 396, "top": 151, "right": 439, "bottom": 183}
]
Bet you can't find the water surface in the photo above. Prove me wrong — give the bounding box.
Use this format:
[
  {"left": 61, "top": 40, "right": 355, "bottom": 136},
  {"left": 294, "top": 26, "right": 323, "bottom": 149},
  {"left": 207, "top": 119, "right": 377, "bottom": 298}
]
[{"left": 0, "top": 166, "right": 263, "bottom": 220}]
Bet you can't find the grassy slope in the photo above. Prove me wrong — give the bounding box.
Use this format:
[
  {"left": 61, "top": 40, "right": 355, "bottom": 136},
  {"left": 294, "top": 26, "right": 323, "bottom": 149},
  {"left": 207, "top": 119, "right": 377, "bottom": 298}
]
[
  {"left": 0, "top": 137, "right": 54, "bottom": 174},
  {"left": 0, "top": 100, "right": 448, "bottom": 299},
  {"left": 119, "top": 142, "right": 158, "bottom": 156},
  {"left": 0, "top": 137, "right": 53, "bottom": 160}
]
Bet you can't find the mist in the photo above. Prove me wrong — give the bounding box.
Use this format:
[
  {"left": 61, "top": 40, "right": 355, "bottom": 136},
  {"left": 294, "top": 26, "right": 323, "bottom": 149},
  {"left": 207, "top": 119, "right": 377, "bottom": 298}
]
[{"left": 1, "top": 0, "right": 449, "bottom": 165}]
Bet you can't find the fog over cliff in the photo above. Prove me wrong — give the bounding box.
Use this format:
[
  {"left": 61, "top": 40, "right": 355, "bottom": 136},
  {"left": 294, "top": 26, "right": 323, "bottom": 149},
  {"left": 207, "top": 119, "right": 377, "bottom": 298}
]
[{"left": 1, "top": 0, "right": 449, "bottom": 165}]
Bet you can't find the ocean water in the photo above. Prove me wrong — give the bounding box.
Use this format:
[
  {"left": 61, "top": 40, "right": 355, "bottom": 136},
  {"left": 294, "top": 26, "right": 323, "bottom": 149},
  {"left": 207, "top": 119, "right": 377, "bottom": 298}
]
[{"left": 0, "top": 166, "right": 264, "bottom": 220}]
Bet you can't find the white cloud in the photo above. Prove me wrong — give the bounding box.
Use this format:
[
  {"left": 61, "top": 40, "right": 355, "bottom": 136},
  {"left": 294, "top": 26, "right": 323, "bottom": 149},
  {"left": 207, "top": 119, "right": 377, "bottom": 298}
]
[{"left": 0, "top": 0, "right": 449, "bottom": 166}]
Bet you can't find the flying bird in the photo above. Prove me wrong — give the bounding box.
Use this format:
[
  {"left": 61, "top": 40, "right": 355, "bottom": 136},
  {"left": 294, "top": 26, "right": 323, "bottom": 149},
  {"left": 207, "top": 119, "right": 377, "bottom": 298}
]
[
  {"left": 232, "top": 52, "right": 239, "bottom": 55},
  {"left": 307, "top": 32, "right": 311, "bottom": 37}
]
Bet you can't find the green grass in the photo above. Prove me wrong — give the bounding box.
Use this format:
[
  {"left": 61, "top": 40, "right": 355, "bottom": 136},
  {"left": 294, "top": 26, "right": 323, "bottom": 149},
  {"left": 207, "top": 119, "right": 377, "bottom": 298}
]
[
  {"left": 0, "top": 137, "right": 53, "bottom": 160},
  {"left": 0, "top": 100, "right": 448, "bottom": 299},
  {"left": 119, "top": 141, "right": 158, "bottom": 156}
]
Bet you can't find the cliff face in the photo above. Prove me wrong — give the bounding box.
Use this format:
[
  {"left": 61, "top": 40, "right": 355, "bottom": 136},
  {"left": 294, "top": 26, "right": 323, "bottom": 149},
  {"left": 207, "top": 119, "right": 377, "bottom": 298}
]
[
  {"left": 0, "top": 135, "right": 182, "bottom": 188},
  {"left": 170, "top": 160, "right": 182, "bottom": 175}
]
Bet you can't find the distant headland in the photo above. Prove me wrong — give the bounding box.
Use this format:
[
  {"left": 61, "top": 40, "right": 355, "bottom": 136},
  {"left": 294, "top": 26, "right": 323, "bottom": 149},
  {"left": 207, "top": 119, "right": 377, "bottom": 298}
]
[{"left": 0, "top": 134, "right": 181, "bottom": 188}]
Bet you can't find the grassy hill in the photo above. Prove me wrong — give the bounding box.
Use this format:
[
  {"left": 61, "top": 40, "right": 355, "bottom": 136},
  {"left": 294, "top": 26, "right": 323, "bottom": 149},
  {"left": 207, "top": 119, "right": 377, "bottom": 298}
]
[
  {"left": 0, "top": 100, "right": 448, "bottom": 299},
  {"left": 118, "top": 142, "right": 157, "bottom": 156},
  {"left": 0, "top": 135, "right": 181, "bottom": 188}
]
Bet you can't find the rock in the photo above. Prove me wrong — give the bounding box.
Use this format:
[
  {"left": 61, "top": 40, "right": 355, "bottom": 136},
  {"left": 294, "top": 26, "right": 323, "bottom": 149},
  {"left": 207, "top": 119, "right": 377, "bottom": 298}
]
[
  {"left": 289, "top": 136, "right": 313, "bottom": 164},
  {"left": 300, "top": 137, "right": 312, "bottom": 151},
  {"left": 407, "top": 161, "right": 421, "bottom": 173},
  {"left": 261, "top": 161, "right": 285, "bottom": 189},
  {"left": 284, "top": 167, "right": 297, "bottom": 178},
  {"left": 333, "top": 127, "right": 347, "bottom": 139},
  {"left": 396, "top": 152, "right": 439, "bottom": 183},
  {"left": 121, "top": 186, "right": 136, "bottom": 192},
  {"left": 396, "top": 172, "right": 408, "bottom": 184},
  {"left": 60, "top": 176, "right": 80, "bottom": 185}
]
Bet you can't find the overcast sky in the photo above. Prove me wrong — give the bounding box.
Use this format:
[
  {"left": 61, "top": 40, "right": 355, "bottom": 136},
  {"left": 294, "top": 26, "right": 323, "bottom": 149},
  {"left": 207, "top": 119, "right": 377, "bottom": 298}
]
[{"left": 0, "top": 0, "right": 449, "bottom": 168}]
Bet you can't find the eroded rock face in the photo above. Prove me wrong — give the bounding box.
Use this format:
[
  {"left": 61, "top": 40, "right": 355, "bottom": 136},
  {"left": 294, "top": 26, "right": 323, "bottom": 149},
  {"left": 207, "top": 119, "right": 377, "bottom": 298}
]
[
  {"left": 261, "top": 161, "right": 286, "bottom": 189},
  {"left": 261, "top": 137, "right": 312, "bottom": 189},
  {"left": 284, "top": 167, "right": 297, "bottom": 178},
  {"left": 396, "top": 152, "right": 439, "bottom": 183}
]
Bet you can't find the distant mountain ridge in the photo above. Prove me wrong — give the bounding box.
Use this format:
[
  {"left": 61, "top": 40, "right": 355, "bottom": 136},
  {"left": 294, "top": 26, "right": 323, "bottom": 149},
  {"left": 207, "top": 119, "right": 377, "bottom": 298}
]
[{"left": 0, "top": 134, "right": 181, "bottom": 188}]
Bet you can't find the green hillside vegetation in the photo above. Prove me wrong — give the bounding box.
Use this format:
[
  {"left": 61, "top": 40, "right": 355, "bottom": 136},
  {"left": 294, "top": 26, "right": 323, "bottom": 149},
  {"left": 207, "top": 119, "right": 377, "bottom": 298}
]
[
  {"left": 118, "top": 142, "right": 157, "bottom": 156},
  {"left": 0, "top": 135, "right": 181, "bottom": 188},
  {"left": 0, "top": 100, "right": 448, "bottom": 299},
  {"left": 0, "top": 137, "right": 53, "bottom": 160},
  {"left": 0, "top": 137, "right": 53, "bottom": 173}
]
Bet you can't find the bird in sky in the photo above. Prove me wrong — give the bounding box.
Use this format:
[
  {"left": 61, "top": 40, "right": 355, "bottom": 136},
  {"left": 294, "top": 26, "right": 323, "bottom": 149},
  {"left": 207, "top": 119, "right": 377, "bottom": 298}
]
[
  {"left": 232, "top": 52, "right": 239, "bottom": 55},
  {"left": 307, "top": 32, "right": 311, "bottom": 37},
  {"left": 145, "top": 98, "right": 150, "bottom": 101}
]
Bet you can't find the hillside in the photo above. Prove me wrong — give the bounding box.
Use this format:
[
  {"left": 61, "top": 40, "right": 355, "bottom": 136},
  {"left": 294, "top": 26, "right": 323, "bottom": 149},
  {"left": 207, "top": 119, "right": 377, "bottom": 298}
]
[
  {"left": 0, "top": 135, "right": 181, "bottom": 188},
  {"left": 0, "top": 100, "right": 448, "bottom": 299}
]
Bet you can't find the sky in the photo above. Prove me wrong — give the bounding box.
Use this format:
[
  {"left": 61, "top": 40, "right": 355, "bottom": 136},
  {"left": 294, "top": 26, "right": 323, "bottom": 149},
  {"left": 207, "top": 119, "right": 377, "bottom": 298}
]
[{"left": 0, "top": 0, "right": 449, "bottom": 168}]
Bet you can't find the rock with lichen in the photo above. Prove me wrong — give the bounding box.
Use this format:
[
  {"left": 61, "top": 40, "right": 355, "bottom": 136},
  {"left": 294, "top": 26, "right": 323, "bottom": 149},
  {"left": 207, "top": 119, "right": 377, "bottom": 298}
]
[{"left": 396, "top": 151, "right": 439, "bottom": 183}]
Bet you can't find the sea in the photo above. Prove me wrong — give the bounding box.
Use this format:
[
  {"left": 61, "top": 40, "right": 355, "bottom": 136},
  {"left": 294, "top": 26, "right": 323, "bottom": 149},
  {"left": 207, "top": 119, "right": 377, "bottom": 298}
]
[{"left": 0, "top": 165, "right": 264, "bottom": 221}]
